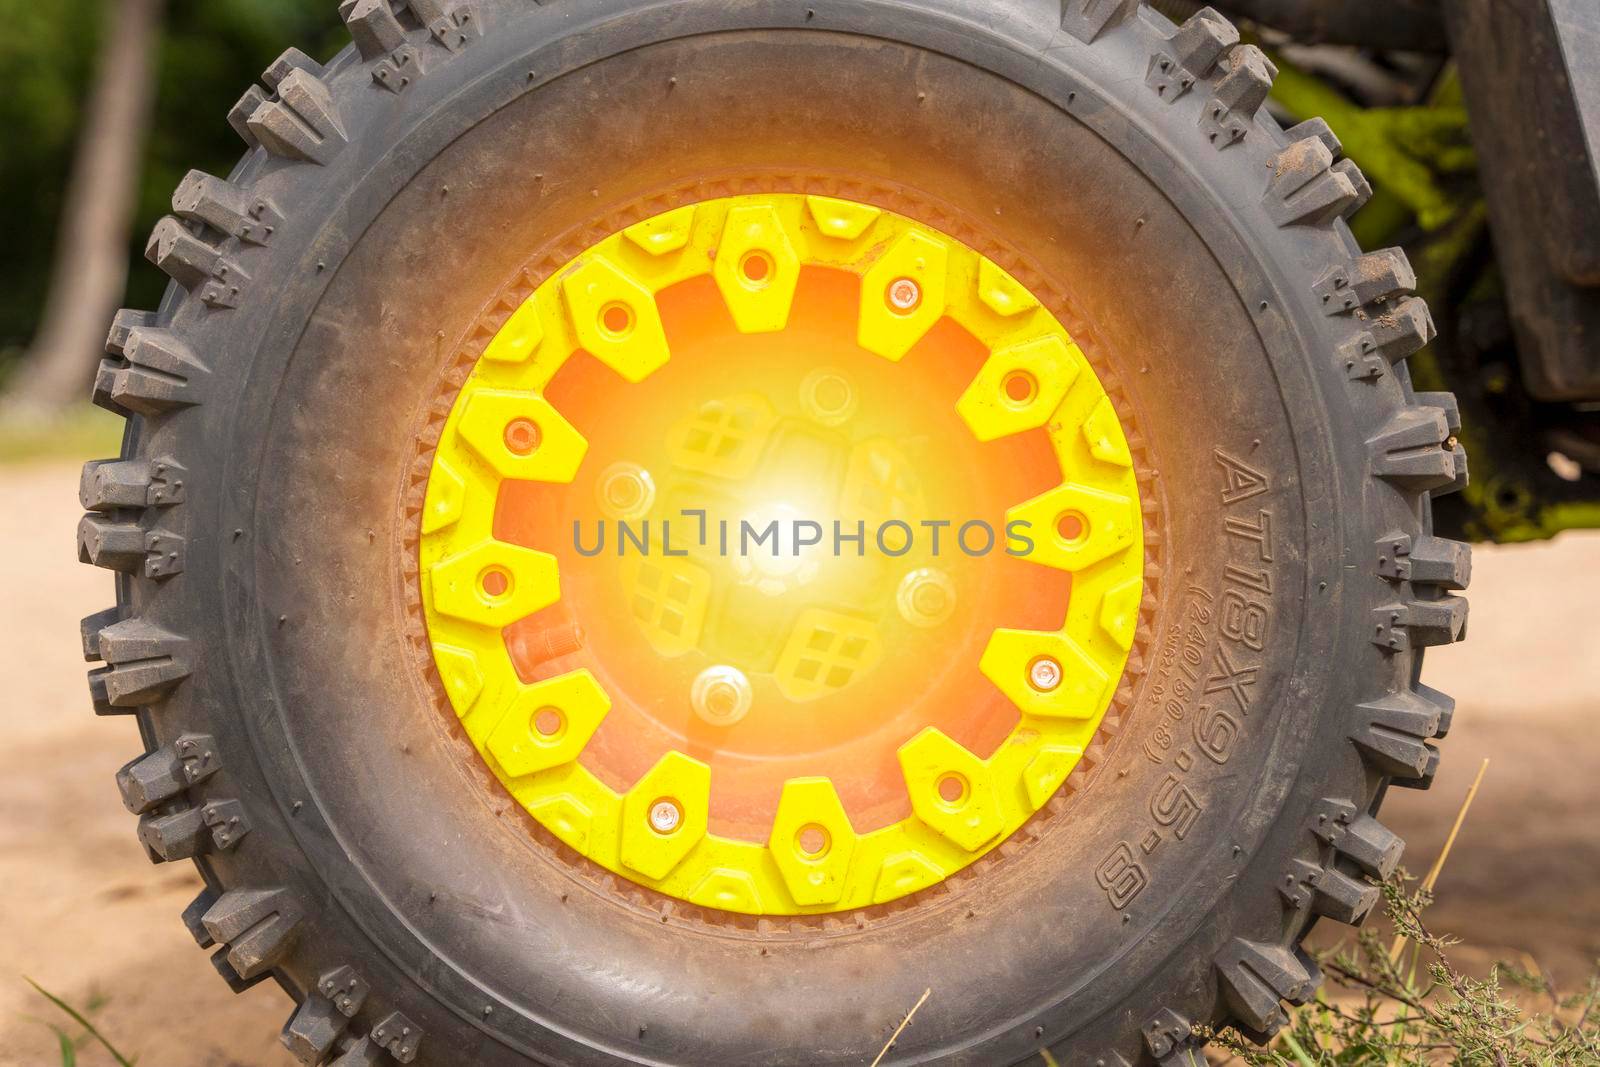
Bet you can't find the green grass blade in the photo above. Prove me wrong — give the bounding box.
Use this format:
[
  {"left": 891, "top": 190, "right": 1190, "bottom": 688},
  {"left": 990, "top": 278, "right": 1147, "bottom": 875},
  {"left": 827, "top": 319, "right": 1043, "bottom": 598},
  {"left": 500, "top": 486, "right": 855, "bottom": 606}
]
[
  {"left": 1279, "top": 1029, "right": 1318, "bottom": 1067},
  {"left": 52, "top": 1026, "right": 76, "bottom": 1067},
  {"left": 23, "top": 978, "right": 134, "bottom": 1067}
]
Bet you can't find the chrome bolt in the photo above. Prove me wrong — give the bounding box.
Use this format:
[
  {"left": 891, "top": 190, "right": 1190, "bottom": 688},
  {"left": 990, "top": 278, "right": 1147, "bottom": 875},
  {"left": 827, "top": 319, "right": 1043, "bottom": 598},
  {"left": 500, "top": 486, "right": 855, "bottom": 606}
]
[
  {"left": 1029, "top": 656, "right": 1063, "bottom": 692},
  {"left": 887, "top": 277, "right": 921, "bottom": 311},
  {"left": 649, "top": 799, "right": 682, "bottom": 834}
]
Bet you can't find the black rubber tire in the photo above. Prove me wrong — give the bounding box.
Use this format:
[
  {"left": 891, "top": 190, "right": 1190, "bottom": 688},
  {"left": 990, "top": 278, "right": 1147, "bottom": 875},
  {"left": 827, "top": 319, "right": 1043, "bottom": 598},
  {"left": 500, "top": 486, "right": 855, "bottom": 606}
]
[{"left": 78, "top": 2, "right": 1471, "bottom": 1064}]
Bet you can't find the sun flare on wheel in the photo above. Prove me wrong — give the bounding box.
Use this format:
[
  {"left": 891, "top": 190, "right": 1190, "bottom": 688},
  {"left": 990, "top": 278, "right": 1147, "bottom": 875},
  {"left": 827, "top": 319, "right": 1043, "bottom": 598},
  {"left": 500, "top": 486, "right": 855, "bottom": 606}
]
[{"left": 419, "top": 193, "right": 1145, "bottom": 913}]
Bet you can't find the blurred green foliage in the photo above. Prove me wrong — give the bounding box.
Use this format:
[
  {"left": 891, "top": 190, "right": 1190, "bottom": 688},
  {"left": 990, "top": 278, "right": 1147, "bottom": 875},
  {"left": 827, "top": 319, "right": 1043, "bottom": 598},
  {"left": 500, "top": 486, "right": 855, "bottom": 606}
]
[{"left": 0, "top": 0, "right": 346, "bottom": 380}]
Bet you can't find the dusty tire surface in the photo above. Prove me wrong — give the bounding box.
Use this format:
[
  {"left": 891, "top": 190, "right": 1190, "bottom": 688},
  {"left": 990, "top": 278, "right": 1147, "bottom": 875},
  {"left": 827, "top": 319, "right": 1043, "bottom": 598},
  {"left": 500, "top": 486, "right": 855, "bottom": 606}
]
[{"left": 78, "top": 2, "right": 1470, "bottom": 1063}]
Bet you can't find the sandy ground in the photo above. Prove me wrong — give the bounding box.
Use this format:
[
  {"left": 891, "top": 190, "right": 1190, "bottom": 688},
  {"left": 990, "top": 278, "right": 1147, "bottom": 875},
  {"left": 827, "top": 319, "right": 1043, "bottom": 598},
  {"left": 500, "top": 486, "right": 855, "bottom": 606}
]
[{"left": 1, "top": 458, "right": 1596, "bottom": 1065}]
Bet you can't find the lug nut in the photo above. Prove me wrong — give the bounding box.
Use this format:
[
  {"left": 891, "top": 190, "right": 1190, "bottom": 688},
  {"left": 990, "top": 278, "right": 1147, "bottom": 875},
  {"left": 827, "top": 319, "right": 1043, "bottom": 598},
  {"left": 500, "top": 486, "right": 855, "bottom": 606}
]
[
  {"left": 1029, "top": 656, "right": 1063, "bottom": 692},
  {"left": 896, "top": 567, "right": 956, "bottom": 628},
  {"left": 596, "top": 461, "right": 655, "bottom": 520},
  {"left": 692, "top": 664, "right": 753, "bottom": 727},
  {"left": 511, "top": 620, "right": 585, "bottom": 670},
  {"left": 887, "top": 277, "right": 921, "bottom": 312},
  {"left": 800, "top": 367, "right": 858, "bottom": 427}
]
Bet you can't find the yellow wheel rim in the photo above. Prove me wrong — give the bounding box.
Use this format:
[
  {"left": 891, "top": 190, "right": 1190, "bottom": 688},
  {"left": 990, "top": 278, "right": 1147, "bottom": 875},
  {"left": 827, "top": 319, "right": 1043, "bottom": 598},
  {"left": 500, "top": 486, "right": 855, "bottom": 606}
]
[{"left": 420, "top": 193, "right": 1143, "bottom": 915}]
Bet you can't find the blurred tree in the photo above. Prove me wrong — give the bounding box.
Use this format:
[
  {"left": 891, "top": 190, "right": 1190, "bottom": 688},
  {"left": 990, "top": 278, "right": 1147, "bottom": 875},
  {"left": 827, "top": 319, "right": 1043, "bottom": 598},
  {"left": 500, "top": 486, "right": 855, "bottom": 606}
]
[
  {"left": 4, "top": 0, "right": 164, "bottom": 417},
  {"left": 0, "top": 0, "right": 104, "bottom": 382},
  {"left": 0, "top": 0, "right": 345, "bottom": 416}
]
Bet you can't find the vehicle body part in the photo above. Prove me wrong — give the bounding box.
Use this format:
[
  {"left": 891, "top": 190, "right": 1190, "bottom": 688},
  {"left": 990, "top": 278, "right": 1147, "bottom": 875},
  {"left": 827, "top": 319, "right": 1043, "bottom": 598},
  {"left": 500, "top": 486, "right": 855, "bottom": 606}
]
[{"left": 1444, "top": 0, "right": 1600, "bottom": 403}]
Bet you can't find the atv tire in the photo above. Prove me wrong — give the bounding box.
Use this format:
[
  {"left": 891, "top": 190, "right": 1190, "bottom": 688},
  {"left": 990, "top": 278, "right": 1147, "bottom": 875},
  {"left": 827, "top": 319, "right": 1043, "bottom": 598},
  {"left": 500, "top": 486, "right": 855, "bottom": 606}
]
[{"left": 79, "top": 1, "right": 1469, "bottom": 1063}]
